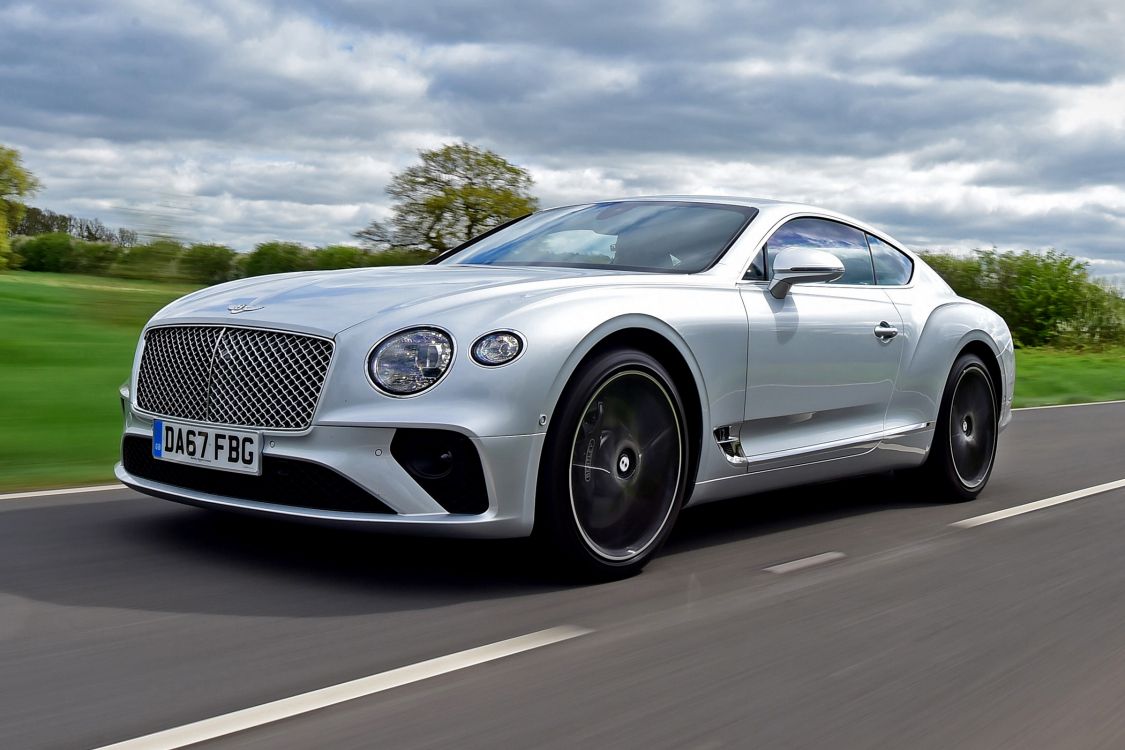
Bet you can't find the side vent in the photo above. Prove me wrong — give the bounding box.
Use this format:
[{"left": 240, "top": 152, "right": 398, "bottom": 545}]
[{"left": 714, "top": 425, "right": 748, "bottom": 465}]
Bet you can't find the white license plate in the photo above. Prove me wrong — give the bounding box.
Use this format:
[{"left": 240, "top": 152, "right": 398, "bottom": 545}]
[{"left": 152, "top": 419, "right": 261, "bottom": 475}]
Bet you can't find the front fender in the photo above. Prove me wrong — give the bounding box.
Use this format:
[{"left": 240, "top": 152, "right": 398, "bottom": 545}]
[{"left": 543, "top": 313, "right": 712, "bottom": 432}]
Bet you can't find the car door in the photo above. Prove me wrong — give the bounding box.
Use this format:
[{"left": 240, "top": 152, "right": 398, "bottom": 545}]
[{"left": 738, "top": 217, "right": 903, "bottom": 463}]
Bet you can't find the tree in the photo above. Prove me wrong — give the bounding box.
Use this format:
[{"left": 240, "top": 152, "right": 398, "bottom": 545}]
[
  {"left": 181, "top": 243, "right": 237, "bottom": 284},
  {"left": 311, "top": 244, "right": 374, "bottom": 270},
  {"left": 379, "top": 142, "right": 538, "bottom": 254},
  {"left": 112, "top": 239, "right": 184, "bottom": 280},
  {"left": 13, "top": 206, "right": 139, "bottom": 246},
  {"left": 14, "top": 233, "right": 74, "bottom": 272},
  {"left": 242, "top": 241, "right": 310, "bottom": 278},
  {"left": 352, "top": 220, "right": 394, "bottom": 250},
  {"left": 69, "top": 216, "right": 117, "bottom": 243},
  {"left": 14, "top": 206, "right": 71, "bottom": 236},
  {"left": 1, "top": 145, "right": 41, "bottom": 269}
]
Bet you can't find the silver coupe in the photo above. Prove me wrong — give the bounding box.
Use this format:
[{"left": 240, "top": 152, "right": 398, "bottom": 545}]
[{"left": 117, "top": 197, "right": 1014, "bottom": 578}]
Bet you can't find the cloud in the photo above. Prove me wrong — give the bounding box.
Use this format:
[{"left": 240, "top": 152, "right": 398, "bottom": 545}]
[
  {"left": 0, "top": 0, "right": 1122, "bottom": 274},
  {"left": 899, "top": 33, "right": 1118, "bottom": 84}
]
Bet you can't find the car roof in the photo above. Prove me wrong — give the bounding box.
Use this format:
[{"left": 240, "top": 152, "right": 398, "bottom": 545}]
[
  {"left": 547, "top": 195, "right": 802, "bottom": 210},
  {"left": 545, "top": 195, "right": 878, "bottom": 233},
  {"left": 542, "top": 195, "right": 918, "bottom": 261}
]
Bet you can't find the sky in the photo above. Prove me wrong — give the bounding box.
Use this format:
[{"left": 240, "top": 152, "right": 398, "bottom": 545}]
[{"left": 1, "top": 0, "right": 1124, "bottom": 281}]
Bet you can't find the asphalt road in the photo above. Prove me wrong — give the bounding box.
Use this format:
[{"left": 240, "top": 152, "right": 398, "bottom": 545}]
[{"left": 2, "top": 402, "right": 1124, "bottom": 750}]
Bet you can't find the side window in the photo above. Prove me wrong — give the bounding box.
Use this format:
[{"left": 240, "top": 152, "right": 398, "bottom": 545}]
[
  {"left": 867, "top": 234, "right": 914, "bottom": 285},
  {"left": 761, "top": 218, "right": 875, "bottom": 285}
]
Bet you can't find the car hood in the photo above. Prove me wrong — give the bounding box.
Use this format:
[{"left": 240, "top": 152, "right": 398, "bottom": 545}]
[{"left": 151, "top": 265, "right": 629, "bottom": 336}]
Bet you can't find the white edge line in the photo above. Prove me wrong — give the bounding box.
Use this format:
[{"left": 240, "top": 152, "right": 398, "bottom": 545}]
[
  {"left": 0, "top": 483, "right": 124, "bottom": 501},
  {"left": 1014, "top": 398, "right": 1125, "bottom": 412},
  {"left": 93, "top": 625, "right": 592, "bottom": 750},
  {"left": 953, "top": 478, "right": 1125, "bottom": 529},
  {"left": 764, "top": 551, "right": 846, "bottom": 574}
]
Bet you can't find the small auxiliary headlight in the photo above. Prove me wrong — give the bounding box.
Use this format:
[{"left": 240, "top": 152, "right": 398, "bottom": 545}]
[{"left": 471, "top": 331, "right": 523, "bottom": 366}]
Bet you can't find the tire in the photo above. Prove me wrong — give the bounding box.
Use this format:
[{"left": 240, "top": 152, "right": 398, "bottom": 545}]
[
  {"left": 535, "top": 348, "right": 690, "bottom": 581},
  {"left": 918, "top": 352, "right": 999, "bottom": 502}
]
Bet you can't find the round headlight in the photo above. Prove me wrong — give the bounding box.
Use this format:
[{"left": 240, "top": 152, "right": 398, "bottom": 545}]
[
  {"left": 368, "top": 328, "right": 453, "bottom": 395},
  {"left": 471, "top": 331, "right": 523, "bottom": 366}
]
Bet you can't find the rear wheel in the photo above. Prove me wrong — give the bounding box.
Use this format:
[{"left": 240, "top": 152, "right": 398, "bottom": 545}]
[
  {"left": 918, "top": 352, "right": 999, "bottom": 502},
  {"left": 536, "top": 349, "right": 689, "bottom": 580}
]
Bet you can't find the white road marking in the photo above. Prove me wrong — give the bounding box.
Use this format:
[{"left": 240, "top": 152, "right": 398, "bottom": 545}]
[
  {"left": 92, "top": 626, "right": 591, "bottom": 750},
  {"left": 1014, "top": 399, "right": 1125, "bottom": 411},
  {"left": 952, "top": 478, "right": 1125, "bottom": 529},
  {"left": 764, "top": 551, "right": 846, "bottom": 574},
  {"left": 0, "top": 484, "right": 124, "bottom": 501}
]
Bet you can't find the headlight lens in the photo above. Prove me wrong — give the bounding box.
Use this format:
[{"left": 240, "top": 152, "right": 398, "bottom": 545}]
[
  {"left": 369, "top": 328, "right": 453, "bottom": 395},
  {"left": 471, "top": 331, "right": 523, "bottom": 366}
]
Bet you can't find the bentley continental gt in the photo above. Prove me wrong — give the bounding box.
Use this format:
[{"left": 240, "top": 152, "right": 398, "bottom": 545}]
[{"left": 117, "top": 197, "right": 1014, "bottom": 578}]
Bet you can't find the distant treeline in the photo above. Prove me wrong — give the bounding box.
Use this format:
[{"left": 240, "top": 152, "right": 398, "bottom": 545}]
[
  {"left": 5, "top": 212, "right": 1123, "bottom": 349},
  {"left": 6, "top": 206, "right": 431, "bottom": 284},
  {"left": 13, "top": 206, "right": 140, "bottom": 247},
  {"left": 8, "top": 233, "right": 429, "bottom": 285}
]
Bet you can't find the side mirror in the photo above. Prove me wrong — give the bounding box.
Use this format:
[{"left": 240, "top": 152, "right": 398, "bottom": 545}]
[{"left": 767, "top": 247, "right": 845, "bottom": 299}]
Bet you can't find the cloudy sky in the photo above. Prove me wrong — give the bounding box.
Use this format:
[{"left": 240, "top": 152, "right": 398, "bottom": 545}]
[{"left": 2, "top": 0, "right": 1124, "bottom": 279}]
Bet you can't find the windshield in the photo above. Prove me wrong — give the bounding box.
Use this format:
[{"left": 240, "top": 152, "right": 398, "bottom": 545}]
[{"left": 439, "top": 201, "right": 757, "bottom": 273}]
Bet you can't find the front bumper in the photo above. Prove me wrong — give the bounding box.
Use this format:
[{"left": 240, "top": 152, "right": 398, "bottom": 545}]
[{"left": 118, "top": 412, "right": 543, "bottom": 539}]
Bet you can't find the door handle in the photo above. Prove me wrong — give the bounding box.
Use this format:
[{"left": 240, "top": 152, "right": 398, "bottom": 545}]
[{"left": 874, "top": 322, "right": 898, "bottom": 340}]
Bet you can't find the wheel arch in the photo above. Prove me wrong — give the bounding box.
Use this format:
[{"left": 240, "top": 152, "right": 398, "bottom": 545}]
[
  {"left": 892, "top": 297, "right": 1012, "bottom": 431},
  {"left": 545, "top": 318, "right": 708, "bottom": 493},
  {"left": 957, "top": 338, "right": 1004, "bottom": 413}
]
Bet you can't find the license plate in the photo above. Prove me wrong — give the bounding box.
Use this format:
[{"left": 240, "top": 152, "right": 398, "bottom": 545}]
[{"left": 152, "top": 419, "right": 261, "bottom": 475}]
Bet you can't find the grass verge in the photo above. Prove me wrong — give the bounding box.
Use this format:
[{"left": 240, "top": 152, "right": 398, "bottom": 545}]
[
  {"left": 0, "top": 272, "right": 198, "bottom": 491},
  {"left": 1013, "top": 346, "right": 1125, "bottom": 408}
]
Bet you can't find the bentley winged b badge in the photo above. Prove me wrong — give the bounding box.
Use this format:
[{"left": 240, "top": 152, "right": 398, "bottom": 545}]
[{"left": 227, "top": 303, "right": 264, "bottom": 314}]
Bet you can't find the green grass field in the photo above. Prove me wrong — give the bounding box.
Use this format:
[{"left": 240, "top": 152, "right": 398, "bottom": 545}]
[
  {"left": 0, "top": 272, "right": 199, "bottom": 491},
  {"left": 0, "top": 271, "right": 1122, "bottom": 491},
  {"left": 1013, "top": 346, "right": 1125, "bottom": 408}
]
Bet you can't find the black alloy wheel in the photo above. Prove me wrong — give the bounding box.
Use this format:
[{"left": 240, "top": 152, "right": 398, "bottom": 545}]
[
  {"left": 921, "top": 352, "right": 999, "bottom": 502},
  {"left": 536, "top": 348, "right": 690, "bottom": 580}
]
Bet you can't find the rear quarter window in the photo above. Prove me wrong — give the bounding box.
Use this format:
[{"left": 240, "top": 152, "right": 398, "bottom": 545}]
[{"left": 867, "top": 234, "right": 914, "bottom": 285}]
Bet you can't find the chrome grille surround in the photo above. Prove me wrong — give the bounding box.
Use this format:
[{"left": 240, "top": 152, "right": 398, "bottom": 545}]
[{"left": 135, "top": 325, "right": 334, "bottom": 430}]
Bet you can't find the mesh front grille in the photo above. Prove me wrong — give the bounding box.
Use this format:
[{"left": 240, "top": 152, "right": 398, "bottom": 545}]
[{"left": 136, "top": 326, "right": 334, "bottom": 430}]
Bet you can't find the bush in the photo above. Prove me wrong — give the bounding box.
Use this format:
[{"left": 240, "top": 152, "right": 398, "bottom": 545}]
[
  {"left": 180, "top": 243, "right": 237, "bottom": 284},
  {"left": 918, "top": 252, "right": 982, "bottom": 301},
  {"left": 110, "top": 240, "right": 184, "bottom": 280},
  {"left": 1054, "top": 279, "right": 1125, "bottom": 349},
  {"left": 14, "top": 232, "right": 75, "bottom": 272},
  {"left": 242, "top": 241, "right": 310, "bottom": 277},
  {"left": 365, "top": 248, "right": 430, "bottom": 267},
  {"left": 922, "top": 249, "right": 1124, "bottom": 348},
  {"left": 310, "top": 244, "right": 375, "bottom": 270},
  {"left": 68, "top": 240, "right": 122, "bottom": 275}
]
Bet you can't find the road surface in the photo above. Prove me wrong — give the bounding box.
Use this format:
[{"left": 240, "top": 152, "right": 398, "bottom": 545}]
[{"left": 1, "top": 402, "right": 1123, "bottom": 749}]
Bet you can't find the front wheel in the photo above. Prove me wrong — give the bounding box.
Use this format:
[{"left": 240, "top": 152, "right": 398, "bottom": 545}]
[
  {"left": 918, "top": 352, "right": 999, "bottom": 502},
  {"left": 535, "top": 349, "right": 690, "bottom": 580}
]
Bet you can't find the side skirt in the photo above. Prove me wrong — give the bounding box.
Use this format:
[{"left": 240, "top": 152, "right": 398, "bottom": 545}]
[{"left": 687, "top": 422, "right": 933, "bottom": 506}]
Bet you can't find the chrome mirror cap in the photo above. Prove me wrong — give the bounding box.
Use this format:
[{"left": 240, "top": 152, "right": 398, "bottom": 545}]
[{"left": 767, "top": 248, "right": 846, "bottom": 299}]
